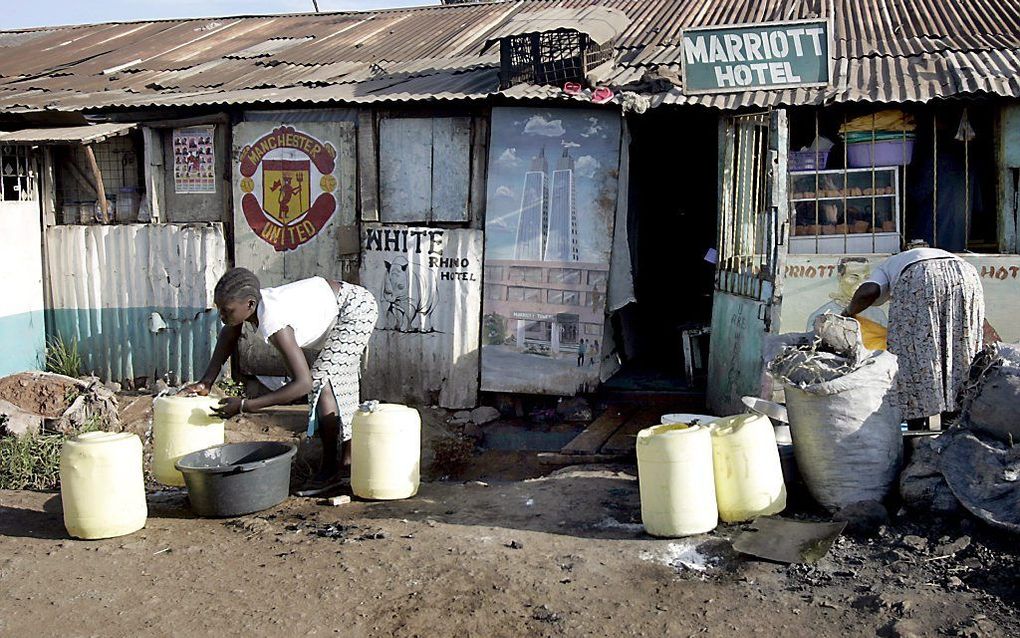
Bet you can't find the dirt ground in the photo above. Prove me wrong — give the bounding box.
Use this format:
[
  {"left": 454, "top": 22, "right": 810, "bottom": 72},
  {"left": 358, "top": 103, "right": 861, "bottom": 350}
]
[{"left": 1, "top": 395, "right": 1018, "bottom": 637}]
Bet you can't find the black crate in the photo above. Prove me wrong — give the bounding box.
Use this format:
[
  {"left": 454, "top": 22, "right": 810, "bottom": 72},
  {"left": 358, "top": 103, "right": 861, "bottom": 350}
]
[{"left": 498, "top": 30, "right": 615, "bottom": 89}]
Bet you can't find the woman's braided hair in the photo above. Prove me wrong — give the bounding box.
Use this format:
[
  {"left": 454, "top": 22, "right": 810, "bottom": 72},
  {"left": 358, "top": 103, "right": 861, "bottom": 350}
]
[{"left": 214, "top": 267, "right": 261, "bottom": 304}]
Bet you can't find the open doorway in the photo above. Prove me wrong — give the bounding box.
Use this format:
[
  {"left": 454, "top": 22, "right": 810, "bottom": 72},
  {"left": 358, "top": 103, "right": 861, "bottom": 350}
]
[{"left": 604, "top": 108, "right": 720, "bottom": 394}]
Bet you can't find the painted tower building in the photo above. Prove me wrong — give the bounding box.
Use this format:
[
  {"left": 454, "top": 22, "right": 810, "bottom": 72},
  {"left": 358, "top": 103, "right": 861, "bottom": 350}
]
[
  {"left": 513, "top": 149, "right": 548, "bottom": 260},
  {"left": 544, "top": 148, "right": 578, "bottom": 262}
]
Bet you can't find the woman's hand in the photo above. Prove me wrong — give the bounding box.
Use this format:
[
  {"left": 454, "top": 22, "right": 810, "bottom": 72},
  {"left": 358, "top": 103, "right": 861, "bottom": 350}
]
[
  {"left": 211, "top": 397, "right": 243, "bottom": 419},
  {"left": 178, "top": 381, "right": 211, "bottom": 396}
]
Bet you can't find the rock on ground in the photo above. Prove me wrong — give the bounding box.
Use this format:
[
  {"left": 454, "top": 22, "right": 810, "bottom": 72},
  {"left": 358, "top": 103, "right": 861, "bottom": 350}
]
[{"left": 470, "top": 406, "right": 500, "bottom": 425}]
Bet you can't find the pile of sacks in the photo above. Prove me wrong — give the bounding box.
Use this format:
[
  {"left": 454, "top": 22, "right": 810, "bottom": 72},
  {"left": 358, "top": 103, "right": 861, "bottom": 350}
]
[{"left": 901, "top": 343, "right": 1020, "bottom": 532}]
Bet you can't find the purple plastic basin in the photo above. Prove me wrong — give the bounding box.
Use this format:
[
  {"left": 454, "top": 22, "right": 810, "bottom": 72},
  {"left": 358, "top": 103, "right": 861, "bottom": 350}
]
[{"left": 846, "top": 139, "right": 914, "bottom": 167}]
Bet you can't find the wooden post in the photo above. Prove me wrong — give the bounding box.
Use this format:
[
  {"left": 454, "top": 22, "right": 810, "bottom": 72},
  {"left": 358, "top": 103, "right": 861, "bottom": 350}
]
[{"left": 83, "top": 144, "right": 109, "bottom": 223}]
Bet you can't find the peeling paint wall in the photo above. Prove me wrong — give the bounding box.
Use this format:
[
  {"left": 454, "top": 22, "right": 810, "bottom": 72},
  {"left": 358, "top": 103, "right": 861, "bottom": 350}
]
[
  {"left": 45, "top": 223, "right": 227, "bottom": 385},
  {"left": 0, "top": 201, "right": 46, "bottom": 375}
]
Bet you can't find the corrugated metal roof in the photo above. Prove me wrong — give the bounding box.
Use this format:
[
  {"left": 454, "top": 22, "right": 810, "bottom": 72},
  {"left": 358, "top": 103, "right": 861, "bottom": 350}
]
[
  {"left": 0, "top": 122, "right": 136, "bottom": 144},
  {"left": 0, "top": 0, "right": 1018, "bottom": 113},
  {"left": 480, "top": 6, "right": 630, "bottom": 51}
]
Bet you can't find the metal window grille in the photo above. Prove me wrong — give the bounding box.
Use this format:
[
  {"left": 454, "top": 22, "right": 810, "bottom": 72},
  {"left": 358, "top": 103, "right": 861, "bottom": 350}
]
[
  {"left": 498, "top": 30, "right": 614, "bottom": 89},
  {"left": 0, "top": 145, "right": 38, "bottom": 202},
  {"left": 717, "top": 112, "right": 771, "bottom": 299}
]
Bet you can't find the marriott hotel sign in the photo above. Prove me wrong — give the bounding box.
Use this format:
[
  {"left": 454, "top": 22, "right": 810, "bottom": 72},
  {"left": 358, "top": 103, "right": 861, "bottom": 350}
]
[{"left": 682, "top": 20, "right": 830, "bottom": 94}]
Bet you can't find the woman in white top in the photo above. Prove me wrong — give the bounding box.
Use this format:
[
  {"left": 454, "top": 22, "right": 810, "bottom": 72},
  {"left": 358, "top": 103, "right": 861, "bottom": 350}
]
[
  {"left": 181, "top": 267, "right": 379, "bottom": 496},
  {"left": 844, "top": 243, "right": 985, "bottom": 429}
]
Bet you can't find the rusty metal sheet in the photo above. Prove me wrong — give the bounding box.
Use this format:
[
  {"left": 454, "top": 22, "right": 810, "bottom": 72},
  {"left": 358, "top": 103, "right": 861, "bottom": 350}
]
[
  {"left": 0, "top": 123, "right": 135, "bottom": 144},
  {"left": 44, "top": 223, "right": 227, "bottom": 385},
  {"left": 480, "top": 6, "right": 631, "bottom": 52},
  {"left": 1, "top": 0, "right": 1019, "bottom": 113},
  {"left": 360, "top": 224, "right": 483, "bottom": 409}
]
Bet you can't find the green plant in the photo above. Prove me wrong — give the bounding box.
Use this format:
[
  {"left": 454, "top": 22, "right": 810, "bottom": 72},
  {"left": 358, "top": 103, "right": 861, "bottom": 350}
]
[
  {"left": 45, "top": 334, "right": 83, "bottom": 378},
  {"left": 0, "top": 414, "right": 102, "bottom": 491}
]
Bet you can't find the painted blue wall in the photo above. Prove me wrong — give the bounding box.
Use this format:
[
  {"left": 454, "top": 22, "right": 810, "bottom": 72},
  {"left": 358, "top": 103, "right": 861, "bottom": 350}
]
[
  {"left": 46, "top": 306, "right": 219, "bottom": 384},
  {"left": 0, "top": 309, "right": 46, "bottom": 376}
]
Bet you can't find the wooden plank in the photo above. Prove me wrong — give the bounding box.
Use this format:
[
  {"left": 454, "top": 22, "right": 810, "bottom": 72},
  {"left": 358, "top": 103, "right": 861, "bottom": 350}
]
[
  {"left": 357, "top": 109, "right": 379, "bottom": 222},
  {"left": 142, "top": 126, "right": 163, "bottom": 222},
  {"left": 537, "top": 452, "right": 628, "bottom": 465},
  {"left": 560, "top": 404, "right": 635, "bottom": 455},
  {"left": 468, "top": 114, "right": 488, "bottom": 229},
  {"left": 430, "top": 117, "right": 471, "bottom": 222},
  {"left": 82, "top": 145, "right": 109, "bottom": 222},
  {"left": 379, "top": 117, "right": 431, "bottom": 223},
  {"left": 600, "top": 407, "right": 663, "bottom": 456}
]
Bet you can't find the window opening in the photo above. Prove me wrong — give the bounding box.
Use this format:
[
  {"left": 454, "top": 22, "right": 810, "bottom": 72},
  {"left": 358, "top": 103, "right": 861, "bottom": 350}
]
[{"left": 1, "top": 145, "right": 37, "bottom": 202}]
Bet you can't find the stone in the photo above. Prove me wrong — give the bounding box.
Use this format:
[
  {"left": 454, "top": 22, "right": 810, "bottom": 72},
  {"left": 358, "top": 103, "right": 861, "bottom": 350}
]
[
  {"left": 104, "top": 381, "right": 122, "bottom": 393},
  {"left": 462, "top": 422, "right": 483, "bottom": 440},
  {"left": 0, "top": 399, "right": 43, "bottom": 438},
  {"left": 555, "top": 397, "right": 593, "bottom": 422},
  {"left": 901, "top": 535, "right": 928, "bottom": 552},
  {"left": 453, "top": 411, "right": 471, "bottom": 421},
  {"left": 321, "top": 495, "right": 351, "bottom": 507},
  {"left": 470, "top": 406, "right": 500, "bottom": 425},
  {"left": 832, "top": 500, "right": 890, "bottom": 537},
  {"left": 887, "top": 619, "right": 922, "bottom": 638},
  {"left": 935, "top": 535, "right": 971, "bottom": 556},
  {"left": 507, "top": 539, "right": 524, "bottom": 549},
  {"left": 152, "top": 379, "right": 170, "bottom": 396}
]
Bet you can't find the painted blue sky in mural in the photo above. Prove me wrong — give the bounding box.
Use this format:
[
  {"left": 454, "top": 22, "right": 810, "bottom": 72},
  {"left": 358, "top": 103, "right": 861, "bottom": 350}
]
[{"left": 485, "top": 107, "right": 621, "bottom": 262}]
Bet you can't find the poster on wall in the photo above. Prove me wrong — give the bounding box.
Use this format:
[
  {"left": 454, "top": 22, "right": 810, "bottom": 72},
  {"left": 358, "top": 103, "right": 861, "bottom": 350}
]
[
  {"left": 480, "top": 107, "right": 621, "bottom": 395},
  {"left": 360, "top": 224, "right": 483, "bottom": 409},
  {"left": 779, "top": 254, "right": 1019, "bottom": 345},
  {"left": 173, "top": 126, "right": 216, "bottom": 194}
]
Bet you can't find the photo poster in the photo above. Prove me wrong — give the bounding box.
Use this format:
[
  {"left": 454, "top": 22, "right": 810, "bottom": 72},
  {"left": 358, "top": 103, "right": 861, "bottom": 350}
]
[
  {"left": 480, "top": 107, "right": 622, "bottom": 395},
  {"left": 780, "top": 254, "right": 1019, "bottom": 345},
  {"left": 173, "top": 126, "right": 216, "bottom": 194},
  {"left": 359, "top": 224, "right": 483, "bottom": 409}
]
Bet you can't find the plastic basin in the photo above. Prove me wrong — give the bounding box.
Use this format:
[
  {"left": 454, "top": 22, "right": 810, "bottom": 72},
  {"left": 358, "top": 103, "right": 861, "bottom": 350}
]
[
  {"left": 175, "top": 442, "right": 297, "bottom": 517},
  {"left": 846, "top": 139, "right": 914, "bottom": 167}
]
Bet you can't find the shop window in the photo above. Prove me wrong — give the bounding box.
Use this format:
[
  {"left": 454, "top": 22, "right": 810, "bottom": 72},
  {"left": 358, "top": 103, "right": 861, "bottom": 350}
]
[
  {"left": 547, "top": 290, "right": 563, "bottom": 304},
  {"left": 562, "top": 291, "right": 581, "bottom": 306},
  {"left": 587, "top": 270, "right": 607, "bottom": 287},
  {"left": 485, "top": 284, "right": 507, "bottom": 301},
  {"left": 508, "top": 286, "right": 542, "bottom": 302},
  {"left": 549, "top": 268, "right": 582, "bottom": 284},
  {"left": 1, "top": 145, "right": 37, "bottom": 202},
  {"left": 484, "top": 266, "right": 505, "bottom": 281},
  {"left": 378, "top": 117, "right": 471, "bottom": 223},
  {"left": 56, "top": 135, "right": 142, "bottom": 224},
  {"left": 509, "top": 266, "right": 545, "bottom": 282},
  {"left": 788, "top": 106, "right": 998, "bottom": 254}
]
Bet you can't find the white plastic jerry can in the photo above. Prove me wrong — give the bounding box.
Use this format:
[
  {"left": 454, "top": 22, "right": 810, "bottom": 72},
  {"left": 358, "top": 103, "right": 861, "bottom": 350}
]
[
  {"left": 152, "top": 396, "right": 225, "bottom": 486},
  {"left": 351, "top": 403, "right": 421, "bottom": 500},
  {"left": 60, "top": 431, "right": 148, "bottom": 540},
  {"left": 636, "top": 422, "right": 718, "bottom": 537},
  {"left": 710, "top": 413, "right": 787, "bottom": 523}
]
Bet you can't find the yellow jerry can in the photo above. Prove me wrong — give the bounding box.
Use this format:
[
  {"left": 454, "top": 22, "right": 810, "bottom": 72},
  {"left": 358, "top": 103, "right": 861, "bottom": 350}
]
[{"left": 60, "top": 431, "right": 147, "bottom": 540}]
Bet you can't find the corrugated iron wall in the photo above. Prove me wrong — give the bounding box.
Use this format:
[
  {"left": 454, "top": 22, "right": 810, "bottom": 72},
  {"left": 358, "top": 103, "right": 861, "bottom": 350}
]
[{"left": 44, "top": 223, "right": 227, "bottom": 385}]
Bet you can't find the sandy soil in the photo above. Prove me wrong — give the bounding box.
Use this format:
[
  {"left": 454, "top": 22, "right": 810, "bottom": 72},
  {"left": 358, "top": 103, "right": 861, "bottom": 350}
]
[{"left": 0, "top": 395, "right": 1017, "bottom": 637}]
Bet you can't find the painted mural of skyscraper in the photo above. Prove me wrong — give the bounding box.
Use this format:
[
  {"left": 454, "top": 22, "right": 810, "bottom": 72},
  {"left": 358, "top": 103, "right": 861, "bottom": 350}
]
[
  {"left": 544, "top": 148, "right": 578, "bottom": 262},
  {"left": 513, "top": 149, "right": 548, "bottom": 260}
]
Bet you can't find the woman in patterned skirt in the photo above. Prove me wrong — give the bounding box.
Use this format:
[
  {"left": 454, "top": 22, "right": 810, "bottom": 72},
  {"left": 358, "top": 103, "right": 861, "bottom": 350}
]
[
  {"left": 181, "top": 267, "right": 378, "bottom": 496},
  {"left": 844, "top": 243, "right": 985, "bottom": 430}
]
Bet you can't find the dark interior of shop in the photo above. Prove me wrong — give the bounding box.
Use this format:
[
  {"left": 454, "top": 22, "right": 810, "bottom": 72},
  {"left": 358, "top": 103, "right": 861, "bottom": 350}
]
[{"left": 603, "top": 108, "right": 720, "bottom": 394}]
